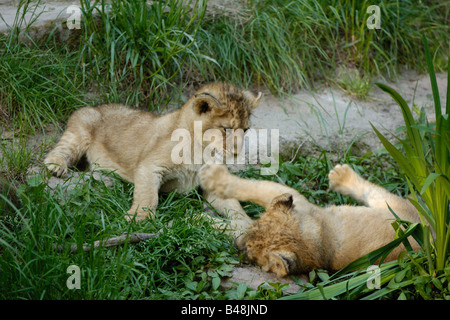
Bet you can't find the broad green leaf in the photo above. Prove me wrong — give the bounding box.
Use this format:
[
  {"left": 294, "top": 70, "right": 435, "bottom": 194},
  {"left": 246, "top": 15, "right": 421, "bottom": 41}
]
[
  {"left": 420, "top": 173, "right": 441, "bottom": 195},
  {"left": 410, "top": 124, "right": 438, "bottom": 135},
  {"left": 236, "top": 282, "right": 247, "bottom": 300},
  {"left": 375, "top": 82, "right": 424, "bottom": 159},
  {"left": 282, "top": 260, "right": 400, "bottom": 300},
  {"left": 185, "top": 281, "right": 198, "bottom": 292},
  {"left": 282, "top": 162, "right": 303, "bottom": 176},
  {"left": 397, "top": 292, "right": 407, "bottom": 300},
  {"left": 370, "top": 123, "right": 418, "bottom": 186},
  {"left": 212, "top": 276, "right": 221, "bottom": 291}
]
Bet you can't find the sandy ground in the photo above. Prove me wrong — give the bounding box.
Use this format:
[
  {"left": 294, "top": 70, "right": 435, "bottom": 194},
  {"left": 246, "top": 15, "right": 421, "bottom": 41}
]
[{"left": 251, "top": 70, "right": 447, "bottom": 160}]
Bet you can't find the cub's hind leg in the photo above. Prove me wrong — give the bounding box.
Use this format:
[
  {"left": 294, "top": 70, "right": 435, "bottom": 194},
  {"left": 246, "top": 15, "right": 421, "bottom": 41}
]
[
  {"left": 328, "top": 164, "right": 418, "bottom": 222},
  {"left": 328, "top": 164, "right": 367, "bottom": 200},
  {"left": 45, "top": 107, "right": 100, "bottom": 177}
]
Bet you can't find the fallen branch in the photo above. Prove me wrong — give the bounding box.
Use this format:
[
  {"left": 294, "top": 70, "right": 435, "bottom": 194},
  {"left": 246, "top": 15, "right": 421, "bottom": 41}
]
[{"left": 53, "top": 221, "right": 173, "bottom": 253}]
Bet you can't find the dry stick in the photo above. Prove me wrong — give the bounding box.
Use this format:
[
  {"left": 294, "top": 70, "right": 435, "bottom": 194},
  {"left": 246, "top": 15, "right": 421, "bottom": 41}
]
[{"left": 53, "top": 221, "right": 173, "bottom": 253}]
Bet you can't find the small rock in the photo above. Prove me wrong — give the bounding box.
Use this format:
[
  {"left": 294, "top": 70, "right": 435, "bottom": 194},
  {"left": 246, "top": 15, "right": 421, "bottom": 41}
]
[{"left": 221, "top": 264, "right": 308, "bottom": 295}]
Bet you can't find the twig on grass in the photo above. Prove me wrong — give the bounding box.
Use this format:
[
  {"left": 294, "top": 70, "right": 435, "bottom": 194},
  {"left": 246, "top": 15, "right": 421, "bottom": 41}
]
[{"left": 53, "top": 221, "right": 173, "bottom": 253}]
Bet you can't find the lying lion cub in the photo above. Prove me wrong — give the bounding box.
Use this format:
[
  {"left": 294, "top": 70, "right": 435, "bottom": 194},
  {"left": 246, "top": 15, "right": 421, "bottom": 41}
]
[
  {"left": 200, "top": 164, "right": 421, "bottom": 277},
  {"left": 45, "top": 82, "right": 261, "bottom": 221}
]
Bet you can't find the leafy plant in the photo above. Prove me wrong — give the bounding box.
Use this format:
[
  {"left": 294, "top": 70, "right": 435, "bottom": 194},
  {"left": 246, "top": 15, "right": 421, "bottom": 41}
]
[
  {"left": 283, "top": 250, "right": 450, "bottom": 300},
  {"left": 284, "top": 36, "right": 449, "bottom": 300},
  {"left": 371, "top": 35, "right": 449, "bottom": 272}
]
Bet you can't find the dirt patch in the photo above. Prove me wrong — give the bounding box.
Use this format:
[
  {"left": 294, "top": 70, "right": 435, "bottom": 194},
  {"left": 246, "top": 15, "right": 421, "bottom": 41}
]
[
  {"left": 221, "top": 265, "right": 307, "bottom": 295},
  {"left": 251, "top": 70, "right": 447, "bottom": 160}
]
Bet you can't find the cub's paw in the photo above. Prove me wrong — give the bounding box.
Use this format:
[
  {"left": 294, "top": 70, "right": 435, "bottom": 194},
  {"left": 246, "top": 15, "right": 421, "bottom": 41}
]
[
  {"left": 199, "top": 164, "right": 233, "bottom": 198},
  {"left": 328, "top": 164, "right": 359, "bottom": 195},
  {"left": 125, "top": 209, "right": 154, "bottom": 223},
  {"left": 44, "top": 155, "right": 68, "bottom": 177}
]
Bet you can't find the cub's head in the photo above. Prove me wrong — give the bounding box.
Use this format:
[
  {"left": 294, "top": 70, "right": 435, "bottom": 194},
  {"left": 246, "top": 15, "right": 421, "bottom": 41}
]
[
  {"left": 188, "top": 82, "right": 262, "bottom": 160},
  {"left": 243, "top": 194, "right": 317, "bottom": 277}
]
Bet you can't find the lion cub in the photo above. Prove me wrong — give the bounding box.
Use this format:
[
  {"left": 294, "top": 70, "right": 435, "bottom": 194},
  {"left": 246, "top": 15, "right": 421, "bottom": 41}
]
[
  {"left": 199, "top": 164, "right": 421, "bottom": 277},
  {"left": 45, "top": 82, "right": 262, "bottom": 221}
]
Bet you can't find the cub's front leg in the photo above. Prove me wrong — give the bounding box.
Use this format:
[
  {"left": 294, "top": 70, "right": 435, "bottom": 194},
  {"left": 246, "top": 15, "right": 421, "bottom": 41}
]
[
  {"left": 199, "top": 164, "right": 238, "bottom": 201},
  {"left": 201, "top": 187, "right": 252, "bottom": 249},
  {"left": 199, "top": 164, "right": 303, "bottom": 209},
  {"left": 126, "top": 165, "right": 163, "bottom": 222}
]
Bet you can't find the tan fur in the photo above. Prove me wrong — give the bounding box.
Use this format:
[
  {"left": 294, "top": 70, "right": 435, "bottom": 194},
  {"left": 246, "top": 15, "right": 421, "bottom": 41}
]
[
  {"left": 199, "top": 164, "right": 421, "bottom": 277},
  {"left": 45, "top": 82, "right": 262, "bottom": 221}
]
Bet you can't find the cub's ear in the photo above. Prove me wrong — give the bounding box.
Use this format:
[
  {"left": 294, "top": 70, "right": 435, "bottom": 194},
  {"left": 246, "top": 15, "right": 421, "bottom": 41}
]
[
  {"left": 269, "top": 251, "right": 297, "bottom": 277},
  {"left": 193, "top": 92, "right": 222, "bottom": 114},
  {"left": 269, "top": 193, "right": 294, "bottom": 214},
  {"left": 243, "top": 90, "right": 263, "bottom": 110}
]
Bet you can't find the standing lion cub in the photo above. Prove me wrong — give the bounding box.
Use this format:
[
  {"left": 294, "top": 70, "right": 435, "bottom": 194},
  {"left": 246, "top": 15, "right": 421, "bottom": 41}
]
[
  {"left": 45, "top": 82, "right": 262, "bottom": 221},
  {"left": 199, "top": 164, "right": 421, "bottom": 277}
]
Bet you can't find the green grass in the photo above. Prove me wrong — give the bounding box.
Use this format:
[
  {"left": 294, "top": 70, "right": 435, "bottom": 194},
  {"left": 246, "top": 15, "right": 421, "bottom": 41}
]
[
  {"left": 0, "top": 151, "right": 408, "bottom": 299},
  {"left": 0, "top": 45, "right": 87, "bottom": 133},
  {"left": 0, "top": 169, "right": 239, "bottom": 299},
  {"left": 194, "top": 0, "right": 449, "bottom": 94},
  {"left": 78, "top": 0, "right": 207, "bottom": 109},
  {"left": 1, "top": 0, "right": 448, "bottom": 129}
]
